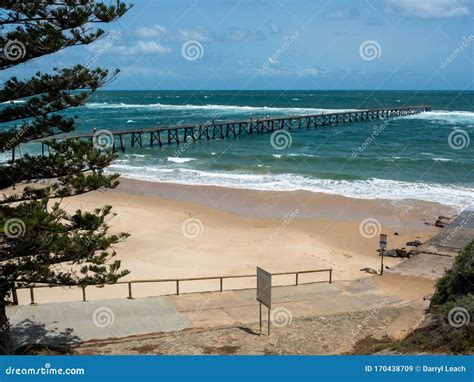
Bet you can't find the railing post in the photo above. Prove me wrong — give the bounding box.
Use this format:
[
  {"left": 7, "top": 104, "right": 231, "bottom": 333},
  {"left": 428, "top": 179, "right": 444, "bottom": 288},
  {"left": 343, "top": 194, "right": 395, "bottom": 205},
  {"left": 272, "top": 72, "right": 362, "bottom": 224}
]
[
  {"left": 176, "top": 280, "right": 180, "bottom": 295},
  {"left": 127, "top": 282, "right": 133, "bottom": 299},
  {"left": 29, "top": 287, "right": 36, "bottom": 305},
  {"left": 82, "top": 286, "right": 87, "bottom": 302},
  {"left": 12, "top": 287, "right": 18, "bottom": 305},
  {"left": 295, "top": 273, "right": 299, "bottom": 286},
  {"left": 329, "top": 269, "right": 332, "bottom": 284},
  {"left": 220, "top": 277, "right": 223, "bottom": 292}
]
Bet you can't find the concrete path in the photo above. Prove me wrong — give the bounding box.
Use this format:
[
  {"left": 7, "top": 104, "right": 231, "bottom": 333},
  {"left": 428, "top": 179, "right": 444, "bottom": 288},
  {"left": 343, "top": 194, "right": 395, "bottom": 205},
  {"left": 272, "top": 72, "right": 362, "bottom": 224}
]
[
  {"left": 7, "top": 297, "right": 188, "bottom": 349},
  {"left": 165, "top": 278, "right": 397, "bottom": 329},
  {"left": 7, "top": 278, "right": 400, "bottom": 350}
]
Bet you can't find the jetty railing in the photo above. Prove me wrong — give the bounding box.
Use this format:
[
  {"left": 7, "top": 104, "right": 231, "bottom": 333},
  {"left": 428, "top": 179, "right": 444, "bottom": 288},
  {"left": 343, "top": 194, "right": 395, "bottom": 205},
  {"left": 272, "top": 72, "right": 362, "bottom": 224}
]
[
  {"left": 11, "top": 268, "right": 332, "bottom": 305},
  {"left": 33, "top": 104, "right": 431, "bottom": 153}
]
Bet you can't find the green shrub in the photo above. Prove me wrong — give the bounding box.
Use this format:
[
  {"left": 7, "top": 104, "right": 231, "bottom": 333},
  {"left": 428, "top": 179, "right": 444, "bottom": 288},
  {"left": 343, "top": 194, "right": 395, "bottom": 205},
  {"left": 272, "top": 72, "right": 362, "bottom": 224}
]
[{"left": 431, "top": 241, "right": 474, "bottom": 306}]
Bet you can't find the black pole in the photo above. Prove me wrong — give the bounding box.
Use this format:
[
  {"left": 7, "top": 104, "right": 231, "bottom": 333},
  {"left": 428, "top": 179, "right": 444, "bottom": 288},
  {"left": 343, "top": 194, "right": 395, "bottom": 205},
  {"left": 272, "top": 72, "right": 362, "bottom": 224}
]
[
  {"left": 267, "top": 308, "right": 271, "bottom": 335},
  {"left": 380, "top": 248, "right": 384, "bottom": 275}
]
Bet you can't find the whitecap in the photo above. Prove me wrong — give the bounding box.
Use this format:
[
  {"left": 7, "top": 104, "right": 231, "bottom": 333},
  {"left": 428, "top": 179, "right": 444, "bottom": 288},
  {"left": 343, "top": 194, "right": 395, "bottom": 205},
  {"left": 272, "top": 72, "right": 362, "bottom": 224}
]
[
  {"left": 167, "top": 157, "right": 196, "bottom": 164},
  {"left": 401, "top": 110, "right": 474, "bottom": 125},
  {"left": 85, "top": 101, "right": 360, "bottom": 115},
  {"left": 1, "top": 100, "right": 26, "bottom": 104},
  {"left": 432, "top": 157, "right": 453, "bottom": 162}
]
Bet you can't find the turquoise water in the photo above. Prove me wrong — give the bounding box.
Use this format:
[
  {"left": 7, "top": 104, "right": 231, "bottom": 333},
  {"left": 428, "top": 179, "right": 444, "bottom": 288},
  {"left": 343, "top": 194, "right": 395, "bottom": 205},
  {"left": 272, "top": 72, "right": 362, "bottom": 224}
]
[{"left": 5, "top": 90, "right": 474, "bottom": 209}]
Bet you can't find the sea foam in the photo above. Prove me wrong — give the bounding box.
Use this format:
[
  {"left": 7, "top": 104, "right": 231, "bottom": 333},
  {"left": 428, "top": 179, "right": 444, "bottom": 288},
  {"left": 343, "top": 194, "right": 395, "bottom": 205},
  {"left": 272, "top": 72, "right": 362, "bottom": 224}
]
[{"left": 107, "top": 165, "right": 473, "bottom": 210}]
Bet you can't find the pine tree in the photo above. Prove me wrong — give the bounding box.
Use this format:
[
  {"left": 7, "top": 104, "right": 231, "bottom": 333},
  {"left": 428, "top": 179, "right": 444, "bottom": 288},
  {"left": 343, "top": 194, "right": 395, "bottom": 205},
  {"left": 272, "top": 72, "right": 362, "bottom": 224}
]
[{"left": 0, "top": 1, "right": 132, "bottom": 354}]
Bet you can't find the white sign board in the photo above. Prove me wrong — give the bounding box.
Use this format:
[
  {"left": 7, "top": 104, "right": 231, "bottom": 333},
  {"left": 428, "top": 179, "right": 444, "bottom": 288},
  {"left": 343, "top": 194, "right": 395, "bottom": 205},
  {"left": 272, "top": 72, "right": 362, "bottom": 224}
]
[
  {"left": 380, "top": 234, "right": 387, "bottom": 249},
  {"left": 256, "top": 267, "right": 272, "bottom": 309}
]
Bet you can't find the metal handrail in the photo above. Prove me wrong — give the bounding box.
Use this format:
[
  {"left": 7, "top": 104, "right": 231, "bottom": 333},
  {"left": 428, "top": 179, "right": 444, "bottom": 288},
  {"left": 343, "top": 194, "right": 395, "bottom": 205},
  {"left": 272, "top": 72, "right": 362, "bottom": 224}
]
[{"left": 12, "top": 268, "right": 332, "bottom": 305}]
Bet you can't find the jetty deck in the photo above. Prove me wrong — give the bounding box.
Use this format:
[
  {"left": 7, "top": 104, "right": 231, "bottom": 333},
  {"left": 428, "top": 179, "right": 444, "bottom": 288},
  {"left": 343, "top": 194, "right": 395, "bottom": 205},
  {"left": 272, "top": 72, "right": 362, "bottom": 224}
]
[{"left": 35, "top": 104, "right": 431, "bottom": 152}]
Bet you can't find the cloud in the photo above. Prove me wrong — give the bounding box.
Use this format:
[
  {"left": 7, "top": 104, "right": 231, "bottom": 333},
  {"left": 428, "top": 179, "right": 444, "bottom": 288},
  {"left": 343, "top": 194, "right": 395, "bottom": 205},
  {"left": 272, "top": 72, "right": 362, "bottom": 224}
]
[
  {"left": 132, "top": 24, "right": 268, "bottom": 44},
  {"left": 236, "top": 59, "right": 253, "bottom": 67},
  {"left": 221, "top": 27, "right": 266, "bottom": 41},
  {"left": 112, "top": 41, "right": 171, "bottom": 56},
  {"left": 323, "top": 8, "right": 360, "bottom": 20},
  {"left": 135, "top": 24, "right": 214, "bottom": 43},
  {"left": 299, "top": 67, "right": 328, "bottom": 77},
  {"left": 385, "top": 0, "right": 470, "bottom": 18},
  {"left": 136, "top": 41, "right": 171, "bottom": 54},
  {"left": 166, "top": 28, "right": 214, "bottom": 43},
  {"left": 135, "top": 24, "right": 167, "bottom": 38},
  {"left": 265, "top": 22, "right": 281, "bottom": 34},
  {"left": 259, "top": 65, "right": 328, "bottom": 77}
]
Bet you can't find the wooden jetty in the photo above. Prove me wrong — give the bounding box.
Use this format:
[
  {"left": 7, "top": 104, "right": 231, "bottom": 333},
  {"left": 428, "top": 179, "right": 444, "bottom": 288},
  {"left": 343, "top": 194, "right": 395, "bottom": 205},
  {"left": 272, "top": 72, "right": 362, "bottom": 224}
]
[{"left": 36, "top": 104, "right": 431, "bottom": 152}]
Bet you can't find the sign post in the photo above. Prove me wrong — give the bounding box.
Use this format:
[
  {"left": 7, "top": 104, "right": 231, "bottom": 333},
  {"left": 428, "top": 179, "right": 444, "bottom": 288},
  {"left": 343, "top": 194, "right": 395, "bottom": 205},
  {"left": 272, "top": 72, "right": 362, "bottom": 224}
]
[
  {"left": 256, "top": 267, "right": 272, "bottom": 335},
  {"left": 379, "top": 234, "right": 387, "bottom": 275}
]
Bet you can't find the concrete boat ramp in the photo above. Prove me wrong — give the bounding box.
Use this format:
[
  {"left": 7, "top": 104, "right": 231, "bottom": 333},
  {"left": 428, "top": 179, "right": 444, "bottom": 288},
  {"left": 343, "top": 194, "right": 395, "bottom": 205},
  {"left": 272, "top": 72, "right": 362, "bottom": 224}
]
[
  {"left": 387, "top": 203, "right": 473, "bottom": 279},
  {"left": 422, "top": 203, "right": 474, "bottom": 255}
]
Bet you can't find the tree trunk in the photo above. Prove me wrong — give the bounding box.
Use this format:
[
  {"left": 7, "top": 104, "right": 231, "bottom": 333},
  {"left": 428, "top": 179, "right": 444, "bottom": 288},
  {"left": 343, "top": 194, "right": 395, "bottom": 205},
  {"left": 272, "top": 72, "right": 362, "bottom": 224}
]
[{"left": 0, "top": 299, "right": 11, "bottom": 354}]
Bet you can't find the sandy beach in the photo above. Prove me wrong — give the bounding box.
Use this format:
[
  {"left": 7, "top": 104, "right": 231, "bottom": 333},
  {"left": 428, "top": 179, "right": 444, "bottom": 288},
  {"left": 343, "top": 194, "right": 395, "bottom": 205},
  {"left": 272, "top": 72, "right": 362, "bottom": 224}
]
[{"left": 14, "top": 177, "right": 453, "bottom": 304}]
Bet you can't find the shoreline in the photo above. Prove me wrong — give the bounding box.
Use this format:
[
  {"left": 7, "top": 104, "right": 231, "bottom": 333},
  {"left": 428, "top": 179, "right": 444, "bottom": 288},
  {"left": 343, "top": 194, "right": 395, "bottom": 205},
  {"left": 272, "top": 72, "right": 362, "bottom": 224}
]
[
  {"left": 106, "top": 168, "right": 472, "bottom": 212},
  {"left": 114, "top": 177, "right": 457, "bottom": 230}
]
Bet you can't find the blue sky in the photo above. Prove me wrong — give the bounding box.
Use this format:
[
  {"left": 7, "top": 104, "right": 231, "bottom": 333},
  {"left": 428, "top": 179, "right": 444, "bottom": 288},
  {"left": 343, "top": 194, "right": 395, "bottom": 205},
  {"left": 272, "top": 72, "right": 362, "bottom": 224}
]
[{"left": 13, "top": 0, "right": 474, "bottom": 90}]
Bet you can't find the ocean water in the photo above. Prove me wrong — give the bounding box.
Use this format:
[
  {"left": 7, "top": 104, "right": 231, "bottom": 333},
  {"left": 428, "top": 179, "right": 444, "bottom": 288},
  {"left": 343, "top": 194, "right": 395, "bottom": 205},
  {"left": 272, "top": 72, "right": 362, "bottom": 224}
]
[{"left": 4, "top": 90, "right": 474, "bottom": 210}]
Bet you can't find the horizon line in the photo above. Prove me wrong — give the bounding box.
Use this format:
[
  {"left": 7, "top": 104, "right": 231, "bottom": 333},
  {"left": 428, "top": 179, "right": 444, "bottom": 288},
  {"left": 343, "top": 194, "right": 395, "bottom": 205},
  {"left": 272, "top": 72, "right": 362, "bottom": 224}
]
[{"left": 98, "top": 89, "right": 474, "bottom": 92}]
